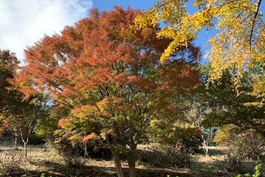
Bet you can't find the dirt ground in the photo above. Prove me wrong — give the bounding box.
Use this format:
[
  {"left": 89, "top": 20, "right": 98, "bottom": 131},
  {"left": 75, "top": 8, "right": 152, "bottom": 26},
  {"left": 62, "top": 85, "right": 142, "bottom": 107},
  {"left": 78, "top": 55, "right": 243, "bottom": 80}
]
[{"left": 0, "top": 145, "right": 260, "bottom": 177}]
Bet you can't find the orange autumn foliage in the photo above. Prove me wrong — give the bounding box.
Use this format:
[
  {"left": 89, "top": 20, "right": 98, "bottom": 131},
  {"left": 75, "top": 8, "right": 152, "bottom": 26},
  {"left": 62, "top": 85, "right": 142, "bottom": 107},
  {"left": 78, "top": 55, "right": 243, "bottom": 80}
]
[
  {"left": 82, "top": 132, "right": 97, "bottom": 142},
  {"left": 12, "top": 7, "right": 200, "bottom": 177}
]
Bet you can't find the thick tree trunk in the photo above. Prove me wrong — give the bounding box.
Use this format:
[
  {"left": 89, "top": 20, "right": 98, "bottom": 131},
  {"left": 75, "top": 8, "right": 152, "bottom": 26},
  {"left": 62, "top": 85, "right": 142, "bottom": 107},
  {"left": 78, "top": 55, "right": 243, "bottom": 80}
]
[
  {"left": 127, "top": 145, "right": 137, "bottom": 177},
  {"left": 111, "top": 148, "right": 124, "bottom": 177},
  {"left": 106, "top": 136, "right": 124, "bottom": 177}
]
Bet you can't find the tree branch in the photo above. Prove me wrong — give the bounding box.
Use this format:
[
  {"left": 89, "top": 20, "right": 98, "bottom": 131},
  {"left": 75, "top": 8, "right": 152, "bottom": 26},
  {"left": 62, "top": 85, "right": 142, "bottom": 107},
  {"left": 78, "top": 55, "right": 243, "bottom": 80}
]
[{"left": 250, "top": 0, "right": 262, "bottom": 49}]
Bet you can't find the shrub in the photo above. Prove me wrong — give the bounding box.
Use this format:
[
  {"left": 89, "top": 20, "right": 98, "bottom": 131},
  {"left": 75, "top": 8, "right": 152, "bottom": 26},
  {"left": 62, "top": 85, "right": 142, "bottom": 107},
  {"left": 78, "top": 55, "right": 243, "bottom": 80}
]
[
  {"left": 215, "top": 126, "right": 265, "bottom": 173},
  {"left": 28, "top": 133, "right": 45, "bottom": 145},
  {"left": 54, "top": 137, "right": 86, "bottom": 167},
  {"left": 137, "top": 144, "right": 193, "bottom": 168},
  {"left": 215, "top": 127, "right": 264, "bottom": 161},
  {"left": 234, "top": 164, "right": 263, "bottom": 177}
]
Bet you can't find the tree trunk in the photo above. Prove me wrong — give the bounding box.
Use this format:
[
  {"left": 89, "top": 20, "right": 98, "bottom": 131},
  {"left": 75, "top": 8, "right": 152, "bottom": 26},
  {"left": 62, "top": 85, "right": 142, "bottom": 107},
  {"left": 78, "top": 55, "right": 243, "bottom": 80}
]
[
  {"left": 201, "top": 138, "right": 209, "bottom": 156},
  {"left": 111, "top": 148, "right": 124, "bottom": 177},
  {"left": 209, "top": 127, "right": 213, "bottom": 143},
  {"left": 19, "top": 127, "right": 30, "bottom": 158},
  {"left": 84, "top": 142, "right": 88, "bottom": 157},
  {"left": 23, "top": 142, "right": 28, "bottom": 158},
  {"left": 14, "top": 132, "right": 18, "bottom": 149},
  {"left": 127, "top": 144, "right": 137, "bottom": 177},
  {"left": 106, "top": 136, "right": 124, "bottom": 177}
]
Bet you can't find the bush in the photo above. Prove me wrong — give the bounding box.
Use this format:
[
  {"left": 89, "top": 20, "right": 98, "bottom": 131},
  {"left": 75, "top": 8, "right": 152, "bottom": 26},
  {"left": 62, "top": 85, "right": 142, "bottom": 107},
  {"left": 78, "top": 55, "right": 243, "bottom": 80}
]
[
  {"left": 54, "top": 137, "right": 86, "bottom": 167},
  {"left": 28, "top": 133, "right": 45, "bottom": 145},
  {"left": 234, "top": 164, "right": 264, "bottom": 177},
  {"left": 137, "top": 144, "right": 193, "bottom": 168},
  {"left": 215, "top": 127, "right": 265, "bottom": 173},
  {"left": 215, "top": 127, "right": 264, "bottom": 161}
]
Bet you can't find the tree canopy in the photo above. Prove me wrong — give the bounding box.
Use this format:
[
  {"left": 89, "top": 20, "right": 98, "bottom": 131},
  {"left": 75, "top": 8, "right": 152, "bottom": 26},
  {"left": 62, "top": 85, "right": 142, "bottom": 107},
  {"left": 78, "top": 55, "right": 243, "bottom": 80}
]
[
  {"left": 0, "top": 50, "right": 18, "bottom": 113},
  {"left": 135, "top": 0, "right": 265, "bottom": 90},
  {"left": 0, "top": 49, "right": 49, "bottom": 157},
  {"left": 201, "top": 69, "right": 265, "bottom": 136},
  {"left": 0, "top": 50, "right": 22, "bottom": 134},
  {"left": 13, "top": 7, "right": 201, "bottom": 177},
  {"left": 1, "top": 4, "right": 265, "bottom": 176}
]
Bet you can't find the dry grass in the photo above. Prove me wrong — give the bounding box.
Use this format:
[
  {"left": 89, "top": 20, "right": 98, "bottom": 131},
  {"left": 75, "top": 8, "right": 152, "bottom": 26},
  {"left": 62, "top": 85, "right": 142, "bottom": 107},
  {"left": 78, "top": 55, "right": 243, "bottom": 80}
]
[
  {"left": 193, "top": 147, "right": 225, "bottom": 164},
  {"left": 0, "top": 144, "right": 250, "bottom": 177}
]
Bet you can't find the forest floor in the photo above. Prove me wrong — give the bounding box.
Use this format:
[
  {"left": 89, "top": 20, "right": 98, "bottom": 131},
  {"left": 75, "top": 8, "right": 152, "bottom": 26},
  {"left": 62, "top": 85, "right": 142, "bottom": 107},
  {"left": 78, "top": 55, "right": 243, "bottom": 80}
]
[{"left": 0, "top": 145, "right": 262, "bottom": 177}]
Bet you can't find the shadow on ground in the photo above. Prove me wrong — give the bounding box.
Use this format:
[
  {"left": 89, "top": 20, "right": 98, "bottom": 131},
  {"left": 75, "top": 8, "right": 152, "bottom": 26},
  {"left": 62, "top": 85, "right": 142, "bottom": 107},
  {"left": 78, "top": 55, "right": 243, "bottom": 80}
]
[{"left": 4, "top": 160, "right": 230, "bottom": 177}]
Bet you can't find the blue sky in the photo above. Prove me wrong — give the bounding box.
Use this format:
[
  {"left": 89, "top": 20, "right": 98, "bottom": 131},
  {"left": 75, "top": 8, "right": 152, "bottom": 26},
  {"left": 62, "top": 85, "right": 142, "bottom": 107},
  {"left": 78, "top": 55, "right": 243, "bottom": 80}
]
[{"left": 92, "top": 0, "right": 157, "bottom": 11}]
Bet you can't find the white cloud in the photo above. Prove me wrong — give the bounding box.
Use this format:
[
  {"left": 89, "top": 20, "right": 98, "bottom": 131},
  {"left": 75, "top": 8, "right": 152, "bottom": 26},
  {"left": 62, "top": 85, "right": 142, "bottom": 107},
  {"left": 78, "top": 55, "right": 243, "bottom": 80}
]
[{"left": 0, "top": 0, "right": 93, "bottom": 61}]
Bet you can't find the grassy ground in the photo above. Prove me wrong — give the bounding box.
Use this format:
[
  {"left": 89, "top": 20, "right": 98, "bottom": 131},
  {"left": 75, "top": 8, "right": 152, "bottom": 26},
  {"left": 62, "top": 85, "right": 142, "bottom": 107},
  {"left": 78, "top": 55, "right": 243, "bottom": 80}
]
[{"left": 0, "top": 145, "right": 261, "bottom": 177}]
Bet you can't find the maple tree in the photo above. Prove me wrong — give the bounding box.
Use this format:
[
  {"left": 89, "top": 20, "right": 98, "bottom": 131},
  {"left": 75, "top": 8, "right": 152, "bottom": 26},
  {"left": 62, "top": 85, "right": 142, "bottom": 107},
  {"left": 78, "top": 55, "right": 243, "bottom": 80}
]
[
  {"left": 13, "top": 7, "right": 200, "bottom": 177},
  {"left": 135, "top": 0, "right": 265, "bottom": 90}
]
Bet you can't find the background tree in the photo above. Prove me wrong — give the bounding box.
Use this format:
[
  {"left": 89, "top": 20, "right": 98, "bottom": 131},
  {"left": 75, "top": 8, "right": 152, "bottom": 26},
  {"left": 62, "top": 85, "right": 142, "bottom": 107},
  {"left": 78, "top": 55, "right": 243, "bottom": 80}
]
[
  {"left": 201, "top": 69, "right": 265, "bottom": 137},
  {"left": 0, "top": 50, "right": 18, "bottom": 117},
  {"left": 0, "top": 49, "right": 21, "bottom": 145},
  {"left": 135, "top": 0, "right": 265, "bottom": 92},
  {"left": 179, "top": 64, "right": 265, "bottom": 155},
  {"left": 13, "top": 7, "right": 200, "bottom": 177},
  {"left": 0, "top": 49, "right": 48, "bottom": 157}
]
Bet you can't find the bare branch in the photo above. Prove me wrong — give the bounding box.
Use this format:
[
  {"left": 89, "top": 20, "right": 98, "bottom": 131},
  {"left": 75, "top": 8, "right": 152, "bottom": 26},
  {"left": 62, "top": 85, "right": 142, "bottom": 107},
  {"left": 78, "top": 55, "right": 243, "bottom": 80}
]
[{"left": 250, "top": 0, "right": 262, "bottom": 49}]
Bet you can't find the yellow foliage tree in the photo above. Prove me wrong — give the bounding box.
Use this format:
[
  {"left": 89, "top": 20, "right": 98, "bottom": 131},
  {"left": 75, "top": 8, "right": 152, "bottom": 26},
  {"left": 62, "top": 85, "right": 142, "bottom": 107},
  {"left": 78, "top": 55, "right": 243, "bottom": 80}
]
[{"left": 135, "top": 0, "right": 265, "bottom": 93}]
